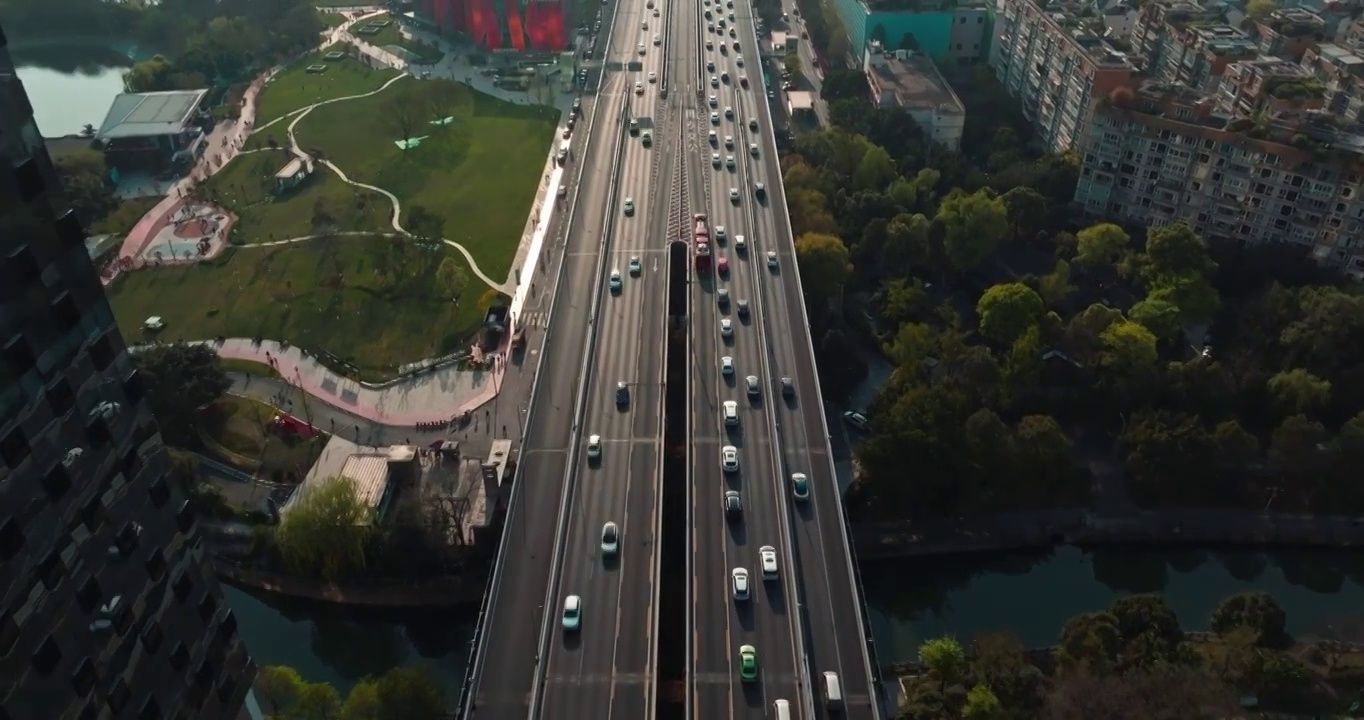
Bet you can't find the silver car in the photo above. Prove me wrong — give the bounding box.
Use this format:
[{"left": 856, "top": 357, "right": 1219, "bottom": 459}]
[
  {"left": 746, "top": 375, "right": 760, "bottom": 396},
  {"left": 721, "top": 445, "right": 739, "bottom": 472}
]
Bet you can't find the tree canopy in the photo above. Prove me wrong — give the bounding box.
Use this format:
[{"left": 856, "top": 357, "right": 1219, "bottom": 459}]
[
  {"left": 134, "top": 343, "right": 232, "bottom": 446},
  {"left": 254, "top": 664, "right": 444, "bottom": 720},
  {"left": 274, "top": 476, "right": 374, "bottom": 581}
]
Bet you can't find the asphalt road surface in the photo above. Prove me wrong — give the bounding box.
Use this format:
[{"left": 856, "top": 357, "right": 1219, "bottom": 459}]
[
  {"left": 738, "top": 3, "right": 881, "bottom": 717},
  {"left": 463, "top": 0, "right": 640, "bottom": 714},
  {"left": 539, "top": 0, "right": 672, "bottom": 715},
  {"left": 688, "top": 0, "right": 806, "bottom": 717}
]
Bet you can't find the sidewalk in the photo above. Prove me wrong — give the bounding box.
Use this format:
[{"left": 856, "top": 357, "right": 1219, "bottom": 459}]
[{"left": 202, "top": 338, "right": 509, "bottom": 427}]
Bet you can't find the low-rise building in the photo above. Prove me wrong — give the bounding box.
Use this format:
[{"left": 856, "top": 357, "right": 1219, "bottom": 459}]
[
  {"left": 831, "top": 0, "right": 992, "bottom": 67},
  {"left": 863, "top": 42, "right": 965, "bottom": 150},
  {"left": 1074, "top": 81, "right": 1364, "bottom": 278}
]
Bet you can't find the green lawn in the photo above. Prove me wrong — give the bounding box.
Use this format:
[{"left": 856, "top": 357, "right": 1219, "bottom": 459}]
[
  {"left": 294, "top": 78, "right": 558, "bottom": 280},
  {"left": 107, "top": 239, "right": 488, "bottom": 379},
  {"left": 252, "top": 46, "right": 401, "bottom": 128},
  {"left": 353, "top": 14, "right": 446, "bottom": 64},
  {"left": 198, "top": 149, "right": 392, "bottom": 243},
  {"left": 200, "top": 395, "right": 327, "bottom": 481},
  {"left": 318, "top": 11, "right": 350, "bottom": 28}
]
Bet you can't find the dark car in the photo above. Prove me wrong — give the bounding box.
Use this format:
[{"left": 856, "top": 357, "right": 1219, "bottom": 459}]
[
  {"left": 781, "top": 377, "right": 794, "bottom": 397},
  {"left": 615, "top": 381, "right": 629, "bottom": 406}
]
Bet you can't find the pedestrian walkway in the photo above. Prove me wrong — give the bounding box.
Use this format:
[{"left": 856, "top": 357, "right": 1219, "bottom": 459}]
[{"left": 192, "top": 338, "right": 511, "bottom": 427}]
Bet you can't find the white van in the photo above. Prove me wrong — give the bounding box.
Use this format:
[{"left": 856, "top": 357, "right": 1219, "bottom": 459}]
[
  {"left": 773, "top": 699, "right": 791, "bottom": 720},
  {"left": 823, "top": 671, "right": 843, "bottom": 711}
]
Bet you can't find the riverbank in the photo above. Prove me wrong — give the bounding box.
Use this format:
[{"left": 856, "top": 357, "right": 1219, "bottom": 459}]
[
  {"left": 213, "top": 559, "right": 487, "bottom": 607},
  {"left": 853, "top": 508, "right": 1364, "bottom": 561}
]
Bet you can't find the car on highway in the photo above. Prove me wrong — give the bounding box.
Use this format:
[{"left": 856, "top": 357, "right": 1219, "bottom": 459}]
[
  {"left": 710, "top": 75, "right": 719, "bottom": 87},
  {"left": 727, "top": 11, "right": 735, "bottom": 21},
  {"left": 732, "top": 40, "right": 741, "bottom": 51},
  {"left": 749, "top": 142, "right": 759, "bottom": 157},
  {"left": 736, "top": 299, "right": 749, "bottom": 318},
  {"left": 623, "top": 197, "right": 634, "bottom": 215},
  {"left": 754, "top": 182, "right": 766, "bottom": 199},
  {"left": 843, "top": 410, "right": 870, "bottom": 431},
  {"left": 729, "top": 27, "right": 737, "bottom": 37},
  {"left": 736, "top": 54, "right": 745, "bottom": 66},
  {"left": 654, "top": 7, "right": 659, "bottom": 15},
  {"left": 719, "top": 43, "right": 727, "bottom": 55},
  {"left": 707, "top": 22, "right": 714, "bottom": 32},
  {"left": 725, "top": 155, "right": 735, "bottom": 169},
  {"left": 721, "top": 356, "right": 734, "bottom": 375},
  {"left": 710, "top": 112, "right": 720, "bottom": 124},
  {"left": 790, "top": 472, "right": 809, "bottom": 501},
  {"left": 721, "top": 445, "right": 739, "bottom": 471},
  {"left": 634, "top": 81, "right": 644, "bottom": 94},
  {"left": 729, "top": 187, "right": 740, "bottom": 203},
  {"left": 739, "top": 645, "right": 758, "bottom": 682},
  {"left": 708, "top": 94, "right": 717, "bottom": 107},
  {"left": 648, "top": 71, "right": 657, "bottom": 82},
  {"left": 586, "top": 434, "right": 602, "bottom": 460},
  {"left": 637, "top": 43, "right": 646, "bottom": 55},
  {"left": 746, "top": 375, "right": 760, "bottom": 396},
  {"left": 609, "top": 270, "right": 622, "bottom": 293},
  {"left": 641, "top": 19, "right": 647, "bottom": 29},
  {"left": 721, "top": 71, "right": 730, "bottom": 84},
  {"left": 723, "top": 401, "right": 739, "bottom": 427},
  {"left": 766, "top": 251, "right": 778, "bottom": 269},
  {"left": 641, "top": 130, "right": 652, "bottom": 146},
  {"left": 629, "top": 256, "right": 642, "bottom": 275},
  {"left": 562, "top": 595, "right": 582, "bottom": 631},
  {"left": 724, "top": 490, "right": 742, "bottom": 519},
  {"left": 653, "top": 33, "right": 661, "bottom": 45},
  {"left": 717, "top": 255, "right": 729, "bottom": 275},
  {"left": 724, "top": 106, "right": 734, "bottom": 118},
  {"left": 731, "top": 568, "right": 750, "bottom": 600},
  {"left": 712, "top": 152, "right": 721, "bottom": 168},
  {"left": 734, "top": 234, "right": 746, "bottom": 251},
  {"left": 724, "top": 134, "right": 734, "bottom": 148},
  {"left": 601, "top": 522, "right": 620, "bottom": 556},
  {"left": 706, "top": 38, "right": 713, "bottom": 49},
  {"left": 715, "top": 225, "right": 727, "bottom": 241},
  {"left": 717, "top": 288, "right": 730, "bottom": 308},
  {"left": 739, "top": 75, "right": 748, "bottom": 87},
  {"left": 781, "top": 376, "right": 795, "bottom": 397},
  {"left": 615, "top": 381, "right": 629, "bottom": 405},
  {"left": 707, "top": 60, "right": 715, "bottom": 71},
  {"left": 759, "top": 546, "right": 778, "bottom": 578},
  {"left": 709, "top": 130, "right": 718, "bottom": 145},
  {"left": 720, "top": 318, "right": 733, "bottom": 338},
  {"left": 748, "top": 118, "right": 759, "bottom": 132}
]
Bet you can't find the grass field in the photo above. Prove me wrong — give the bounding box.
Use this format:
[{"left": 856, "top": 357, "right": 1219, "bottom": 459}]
[
  {"left": 294, "top": 78, "right": 558, "bottom": 280},
  {"left": 354, "top": 14, "right": 446, "bottom": 64},
  {"left": 198, "top": 149, "right": 392, "bottom": 243},
  {"left": 252, "top": 46, "right": 400, "bottom": 127},
  {"left": 107, "top": 238, "right": 488, "bottom": 379},
  {"left": 200, "top": 395, "right": 327, "bottom": 480}
]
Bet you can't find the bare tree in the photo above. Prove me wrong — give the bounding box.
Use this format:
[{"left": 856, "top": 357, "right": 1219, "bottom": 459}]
[{"left": 390, "top": 93, "right": 422, "bottom": 145}]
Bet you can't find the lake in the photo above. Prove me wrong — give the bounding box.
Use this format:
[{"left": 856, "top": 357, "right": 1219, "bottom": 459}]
[
  {"left": 863, "top": 545, "right": 1364, "bottom": 663},
  {"left": 11, "top": 42, "right": 136, "bottom": 137}
]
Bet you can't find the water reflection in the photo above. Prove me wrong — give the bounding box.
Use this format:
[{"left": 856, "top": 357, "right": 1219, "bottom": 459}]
[
  {"left": 864, "top": 546, "right": 1364, "bottom": 663},
  {"left": 223, "top": 585, "right": 474, "bottom": 699}
]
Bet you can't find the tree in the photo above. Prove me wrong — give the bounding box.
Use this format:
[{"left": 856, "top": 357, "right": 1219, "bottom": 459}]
[
  {"left": 1057, "top": 612, "right": 1122, "bottom": 673},
  {"left": 436, "top": 256, "right": 470, "bottom": 302},
  {"left": 875, "top": 278, "right": 927, "bottom": 331},
  {"left": 123, "top": 54, "right": 179, "bottom": 92},
  {"left": 405, "top": 205, "right": 445, "bottom": 241},
  {"left": 1002, "top": 327, "right": 1044, "bottom": 397},
  {"left": 1013, "top": 415, "right": 1074, "bottom": 494},
  {"left": 918, "top": 636, "right": 966, "bottom": 691},
  {"left": 1046, "top": 665, "right": 1238, "bottom": 720},
  {"left": 1247, "top": 0, "right": 1279, "bottom": 19},
  {"left": 310, "top": 198, "right": 336, "bottom": 232},
  {"left": 339, "top": 679, "right": 383, "bottom": 720},
  {"left": 1098, "top": 320, "right": 1158, "bottom": 377},
  {"left": 1145, "top": 223, "right": 1215, "bottom": 278},
  {"left": 783, "top": 54, "right": 804, "bottom": 83},
  {"left": 936, "top": 189, "right": 1008, "bottom": 271},
  {"left": 853, "top": 144, "right": 898, "bottom": 192},
  {"left": 976, "top": 283, "right": 1045, "bottom": 345},
  {"left": 375, "top": 666, "right": 445, "bottom": 719},
  {"left": 1109, "top": 593, "right": 1184, "bottom": 666},
  {"left": 391, "top": 89, "right": 422, "bottom": 144},
  {"left": 883, "top": 212, "right": 932, "bottom": 274},
  {"left": 795, "top": 233, "right": 852, "bottom": 308},
  {"left": 1128, "top": 297, "right": 1181, "bottom": 341},
  {"left": 1036, "top": 258, "right": 1076, "bottom": 308},
  {"left": 1211, "top": 591, "right": 1289, "bottom": 648},
  {"left": 134, "top": 343, "right": 232, "bottom": 446},
  {"left": 255, "top": 666, "right": 305, "bottom": 715},
  {"left": 52, "top": 148, "right": 115, "bottom": 226},
  {"left": 274, "top": 476, "right": 374, "bottom": 581},
  {"left": 962, "top": 684, "right": 1002, "bottom": 720},
  {"left": 970, "top": 632, "right": 1044, "bottom": 716},
  {"left": 1074, "top": 222, "right": 1130, "bottom": 267},
  {"left": 1147, "top": 272, "right": 1221, "bottom": 323},
  {"left": 1266, "top": 368, "right": 1331, "bottom": 414},
  {"left": 1000, "top": 186, "right": 1049, "bottom": 243}
]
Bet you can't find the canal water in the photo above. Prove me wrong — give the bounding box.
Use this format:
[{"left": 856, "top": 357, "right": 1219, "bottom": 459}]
[{"left": 11, "top": 41, "right": 139, "bottom": 137}]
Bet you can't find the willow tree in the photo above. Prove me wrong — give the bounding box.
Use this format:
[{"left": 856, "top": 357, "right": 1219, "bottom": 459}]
[{"left": 274, "top": 476, "right": 372, "bottom": 581}]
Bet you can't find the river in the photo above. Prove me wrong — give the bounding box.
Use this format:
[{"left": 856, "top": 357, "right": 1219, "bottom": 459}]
[{"left": 11, "top": 41, "right": 139, "bottom": 137}]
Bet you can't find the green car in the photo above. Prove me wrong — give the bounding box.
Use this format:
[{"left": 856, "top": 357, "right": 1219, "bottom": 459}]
[{"left": 739, "top": 645, "right": 758, "bottom": 682}]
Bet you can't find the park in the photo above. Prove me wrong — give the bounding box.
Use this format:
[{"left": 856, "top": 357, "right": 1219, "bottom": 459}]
[{"left": 105, "top": 27, "right": 560, "bottom": 380}]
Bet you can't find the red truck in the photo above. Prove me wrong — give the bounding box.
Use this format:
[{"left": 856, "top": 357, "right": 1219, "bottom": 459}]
[{"left": 693, "top": 213, "right": 711, "bottom": 273}]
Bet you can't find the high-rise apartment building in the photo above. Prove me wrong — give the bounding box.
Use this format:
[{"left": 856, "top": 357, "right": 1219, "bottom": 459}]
[
  {"left": 0, "top": 24, "right": 258, "bottom": 720},
  {"left": 989, "top": 0, "right": 1136, "bottom": 153}
]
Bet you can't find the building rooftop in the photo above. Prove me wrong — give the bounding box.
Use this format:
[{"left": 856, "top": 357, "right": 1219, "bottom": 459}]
[
  {"left": 1185, "top": 25, "right": 1258, "bottom": 57},
  {"left": 865, "top": 46, "right": 965, "bottom": 114},
  {"left": 1040, "top": 6, "right": 1138, "bottom": 68},
  {"left": 96, "top": 89, "right": 208, "bottom": 140},
  {"left": 286, "top": 437, "right": 402, "bottom": 523},
  {"left": 787, "top": 90, "right": 816, "bottom": 112}
]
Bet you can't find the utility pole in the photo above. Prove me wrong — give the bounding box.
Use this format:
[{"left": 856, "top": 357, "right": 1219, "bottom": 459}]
[{"left": 294, "top": 366, "right": 314, "bottom": 431}]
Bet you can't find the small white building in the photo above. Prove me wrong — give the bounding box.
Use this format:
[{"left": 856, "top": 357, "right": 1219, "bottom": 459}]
[{"left": 862, "top": 42, "right": 966, "bottom": 152}]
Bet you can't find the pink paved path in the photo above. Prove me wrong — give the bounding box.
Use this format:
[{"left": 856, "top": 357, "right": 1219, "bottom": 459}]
[{"left": 212, "top": 339, "right": 506, "bottom": 427}]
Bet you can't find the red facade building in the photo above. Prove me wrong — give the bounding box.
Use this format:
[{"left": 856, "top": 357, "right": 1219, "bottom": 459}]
[{"left": 416, "top": 0, "right": 568, "bottom": 51}]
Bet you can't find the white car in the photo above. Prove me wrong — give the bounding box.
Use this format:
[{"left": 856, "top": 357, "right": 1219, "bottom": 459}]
[
  {"left": 712, "top": 152, "right": 722, "bottom": 167},
  {"left": 790, "top": 472, "right": 809, "bottom": 501},
  {"left": 759, "top": 546, "right": 778, "bottom": 578},
  {"left": 766, "top": 251, "right": 778, "bottom": 269},
  {"left": 638, "top": 43, "right": 646, "bottom": 55},
  {"left": 711, "top": 75, "right": 720, "bottom": 87},
  {"left": 587, "top": 434, "right": 602, "bottom": 459},
  {"left": 635, "top": 81, "right": 645, "bottom": 94},
  {"left": 609, "top": 269, "right": 622, "bottom": 293},
  {"left": 709, "top": 130, "right": 718, "bottom": 145},
  {"left": 720, "top": 318, "right": 733, "bottom": 338},
  {"left": 709, "top": 94, "right": 718, "bottom": 107},
  {"left": 736, "top": 54, "right": 745, "bottom": 67},
  {"left": 734, "top": 234, "right": 746, "bottom": 251},
  {"left": 729, "top": 187, "right": 740, "bottom": 203},
  {"left": 653, "top": 33, "right": 662, "bottom": 45},
  {"left": 749, "top": 143, "right": 759, "bottom": 157},
  {"left": 746, "top": 375, "right": 760, "bottom": 396},
  {"left": 721, "top": 356, "right": 734, "bottom": 375},
  {"left": 723, "top": 400, "right": 739, "bottom": 426},
  {"left": 562, "top": 595, "right": 582, "bottom": 630},
  {"left": 724, "top": 135, "right": 734, "bottom": 148},
  {"left": 711, "top": 112, "right": 720, "bottom": 125},
  {"left": 843, "top": 411, "right": 870, "bottom": 430},
  {"left": 732, "top": 568, "right": 750, "bottom": 600},
  {"left": 721, "top": 445, "right": 739, "bottom": 472},
  {"left": 601, "top": 521, "right": 620, "bottom": 555},
  {"left": 715, "top": 225, "right": 727, "bottom": 241},
  {"left": 623, "top": 197, "right": 634, "bottom": 214},
  {"left": 648, "top": 71, "right": 657, "bottom": 83}
]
